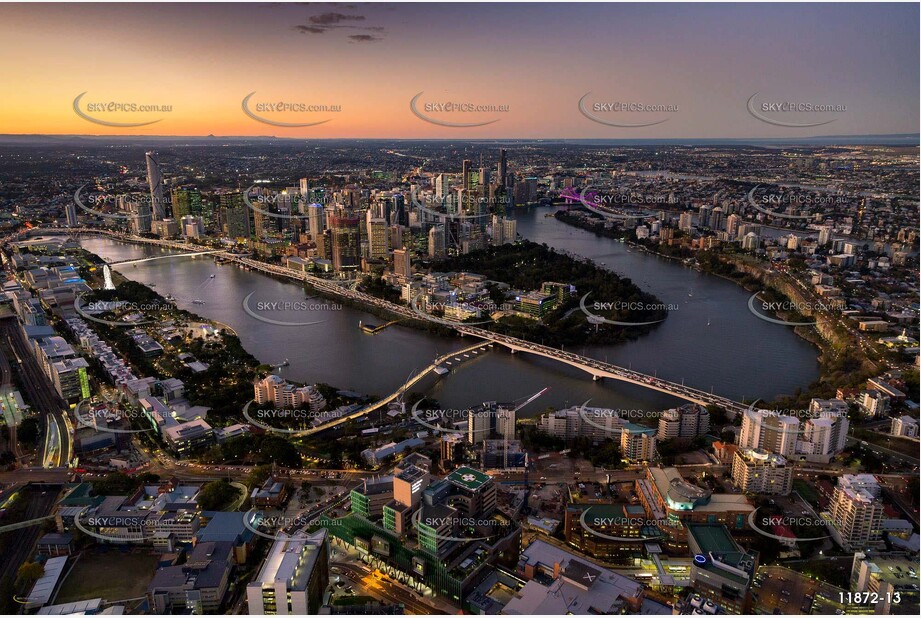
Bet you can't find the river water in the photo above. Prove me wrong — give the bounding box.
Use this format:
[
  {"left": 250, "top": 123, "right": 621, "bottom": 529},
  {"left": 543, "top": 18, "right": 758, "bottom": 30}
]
[{"left": 79, "top": 206, "right": 819, "bottom": 416}]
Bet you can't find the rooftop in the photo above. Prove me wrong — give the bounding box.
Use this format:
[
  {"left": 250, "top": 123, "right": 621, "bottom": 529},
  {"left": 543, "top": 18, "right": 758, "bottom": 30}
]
[{"left": 447, "top": 466, "right": 491, "bottom": 491}]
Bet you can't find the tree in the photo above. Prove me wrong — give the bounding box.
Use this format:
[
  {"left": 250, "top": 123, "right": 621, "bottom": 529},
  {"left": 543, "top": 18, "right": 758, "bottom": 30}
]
[
  {"left": 16, "top": 562, "right": 44, "bottom": 589},
  {"left": 17, "top": 417, "right": 42, "bottom": 447},
  {"left": 246, "top": 464, "right": 274, "bottom": 489},
  {"left": 197, "top": 480, "right": 240, "bottom": 511}
]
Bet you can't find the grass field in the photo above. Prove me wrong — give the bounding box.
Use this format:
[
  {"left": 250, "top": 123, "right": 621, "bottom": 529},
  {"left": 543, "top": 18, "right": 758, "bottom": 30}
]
[{"left": 55, "top": 549, "right": 160, "bottom": 603}]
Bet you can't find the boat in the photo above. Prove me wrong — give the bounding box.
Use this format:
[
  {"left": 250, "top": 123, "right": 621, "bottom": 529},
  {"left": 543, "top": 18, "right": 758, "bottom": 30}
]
[
  {"left": 209, "top": 274, "right": 216, "bottom": 278},
  {"left": 192, "top": 300, "right": 205, "bottom": 305},
  {"left": 434, "top": 366, "right": 449, "bottom": 376}
]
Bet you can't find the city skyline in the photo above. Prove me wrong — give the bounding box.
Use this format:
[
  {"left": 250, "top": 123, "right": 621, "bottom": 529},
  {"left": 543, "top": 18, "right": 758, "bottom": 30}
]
[{"left": 0, "top": 2, "right": 918, "bottom": 139}]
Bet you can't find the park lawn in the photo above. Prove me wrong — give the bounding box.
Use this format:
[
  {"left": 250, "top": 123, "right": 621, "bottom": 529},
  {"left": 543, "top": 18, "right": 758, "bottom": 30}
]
[{"left": 55, "top": 549, "right": 160, "bottom": 603}]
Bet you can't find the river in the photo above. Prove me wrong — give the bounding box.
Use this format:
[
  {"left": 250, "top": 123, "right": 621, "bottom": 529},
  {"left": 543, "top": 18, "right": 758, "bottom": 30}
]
[{"left": 79, "top": 207, "right": 820, "bottom": 417}]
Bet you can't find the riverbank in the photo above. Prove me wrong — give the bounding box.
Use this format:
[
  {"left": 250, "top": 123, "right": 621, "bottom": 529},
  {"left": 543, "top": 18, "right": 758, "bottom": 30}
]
[
  {"left": 551, "top": 207, "right": 870, "bottom": 408},
  {"left": 69, "top": 227, "right": 820, "bottom": 409}
]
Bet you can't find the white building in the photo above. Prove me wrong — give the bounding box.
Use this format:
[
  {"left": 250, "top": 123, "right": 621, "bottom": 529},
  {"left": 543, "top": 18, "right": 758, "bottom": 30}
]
[
  {"left": 828, "top": 475, "right": 885, "bottom": 551},
  {"left": 537, "top": 406, "right": 626, "bottom": 442},
  {"left": 247, "top": 530, "right": 328, "bottom": 615},
  {"left": 657, "top": 404, "right": 710, "bottom": 441},
  {"left": 730, "top": 448, "right": 792, "bottom": 495},
  {"left": 891, "top": 415, "right": 918, "bottom": 438}
]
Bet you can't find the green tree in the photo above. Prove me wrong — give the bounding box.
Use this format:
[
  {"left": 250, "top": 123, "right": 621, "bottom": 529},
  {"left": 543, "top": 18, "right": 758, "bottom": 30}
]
[
  {"left": 197, "top": 479, "right": 240, "bottom": 511},
  {"left": 16, "top": 562, "right": 44, "bottom": 589},
  {"left": 17, "top": 417, "right": 42, "bottom": 447}
]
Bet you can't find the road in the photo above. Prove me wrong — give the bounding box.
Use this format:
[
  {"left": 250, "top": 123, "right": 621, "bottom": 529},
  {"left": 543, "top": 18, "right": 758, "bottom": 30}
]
[
  {"left": 0, "top": 319, "right": 72, "bottom": 468},
  {"left": 0, "top": 484, "right": 63, "bottom": 595},
  {"left": 0, "top": 339, "right": 24, "bottom": 463},
  {"left": 332, "top": 561, "right": 441, "bottom": 615}
]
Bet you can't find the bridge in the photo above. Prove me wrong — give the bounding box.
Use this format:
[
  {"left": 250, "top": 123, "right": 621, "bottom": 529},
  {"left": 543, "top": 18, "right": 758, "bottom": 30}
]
[
  {"left": 28, "top": 227, "right": 747, "bottom": 414},
  {"left": 454, "top": 326, "right": 747, "bottom": 414},
  {"left": 291, "top": 340, "right": 492, "bottom": 436},
  {"left": 105, "top": 249, "right": 226, "bottom": 266}
]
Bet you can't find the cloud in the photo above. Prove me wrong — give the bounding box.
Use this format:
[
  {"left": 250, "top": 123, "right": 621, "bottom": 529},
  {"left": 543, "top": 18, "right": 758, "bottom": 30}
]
[
  {"left": 295, "top": 25, "right": 327, "bottom": 34},
  {"left": 309, "top": 12, "right": 365, "bottom": 25},
  {"left": 294, "top": 11, "right": 385, "bottom": 40}
]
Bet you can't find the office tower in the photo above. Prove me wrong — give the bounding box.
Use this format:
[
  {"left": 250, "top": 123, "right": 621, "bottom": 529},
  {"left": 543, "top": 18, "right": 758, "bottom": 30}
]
[
  {"left": 247, "top": 530, "right": 329, "bottom": 615},
  {"left": 462, "top": 160, "right": 473, "bottom": 190},
  {"left": 479, "top": 167, "right": 490, "bottom": 187},
  {"left": 498, "top": 148, "right": 507, "bottom": 186},
  {"left": 371, "top": 197, "right": 391, "bottom": 222},
  {"left": 306, "top": 203, "right": 324, "bottom": 240},
  {"left": 818, "top": 225, "right": 833, "bottom": 246},
  {"left": 391, "top": 193, "right": 407, "bottom": 227},
  {"left": 65, "top": 201, "right": 78, "bottom": 226},
  {"left": 299, "top": 178, "right": 309, "bottom": 195},
  {"left": 434, "top": 174, "right": 448, "bottom": 199},
  {"left": 128, "top": 200, "right": 152, "bottom": 234},
  {"left": 620, "top": 424, "right": 656, "bottom": 461},
  {"left": 829, "top": 475, "right": 884, "bottom": 550},
  {"left": 393, "top": 248, "right": 411, "bottom": 280},
  {"left": 393, "top": 465, "right": 430, "bottom": 509},
  {"left": 329, "top": 215, "right": 361, "bottom": 271},
  {"left": 730, "top": 448, "right": 792, "bottom": 495},
  {"left": 490, "top": 214, "right": 504, "bottom": 246},
  {"left": 679, "top": 211, "right": 693, "bottom": 232},
  {"left": 389, "top": 224, "right": 405, "bottom": 250},
  {"left": 502, "top": 217, "right": 517, "bottom": 244},
  {"left": 181, "top": 215, "right": 204, "bottom": 238},
  {"left": 367, "top": 217, "right": 389, "bottom": 260},
  {"left": 220, "top": 192, "right": 251, "bottom": 240},
  {"left": 170, "top": 187, "right": 192, "bottom": 219},
  {"left": 427, "top": 225, "right": 445, "bottom": 258},
  {"left": 145, "top": 151, "right": 166, "bottom": 221}
]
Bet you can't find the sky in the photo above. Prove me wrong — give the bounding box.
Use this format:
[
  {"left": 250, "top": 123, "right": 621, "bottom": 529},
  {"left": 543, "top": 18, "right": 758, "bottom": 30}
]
[{"left": 0, "top": 2, "right": 917, "bottom": 139}]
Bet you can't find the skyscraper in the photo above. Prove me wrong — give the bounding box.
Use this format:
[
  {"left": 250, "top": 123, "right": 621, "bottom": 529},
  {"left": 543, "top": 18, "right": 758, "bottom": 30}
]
[
  {"left": 393, "top": 248, "right": 411, "bottom": 280},
  {"left": 427, "top": 225, "right": 445, "bottom": 258},
  {"left": 434, "top": 174, "right": 448, "bottom": 199},
  {"left": 498, "top": 148, "right": 507, "bottom": 186},
  {"left": 307, "top": 203, "right": 325, "bottom": 241},
  {"left": 145, "top": 151, "right": 166, "bottom": 221},
  {"left": 65, "top": 201, "right": 78, "bottom": 226},
  {"left": 330, "top": 215, "right": 361, "bottom": 271},
  {"left": 220, "top": 192, "right": 251, "bottom": 240},
  {"left": 367, "top": 216, "right": 389, "bottom": 260}
]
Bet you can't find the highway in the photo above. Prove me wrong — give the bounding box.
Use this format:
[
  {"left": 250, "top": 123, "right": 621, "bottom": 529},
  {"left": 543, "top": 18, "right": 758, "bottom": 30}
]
[
  {"left": 332, "top": 561, "right": 442, "bottom": 615},
  {"left": 0, "top": 339, "right": 24, "bottom": 463},
  {"left": 0, "top": 484, "right": 63, "bottom": 595},
  {"left": 0, "top": 319, "right": 72, "bottom": 468}
]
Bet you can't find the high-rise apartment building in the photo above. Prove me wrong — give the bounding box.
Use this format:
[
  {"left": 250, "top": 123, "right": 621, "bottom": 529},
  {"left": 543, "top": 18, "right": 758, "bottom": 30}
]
[
  {"left": 829, "top": 475, "right": 885, "bottom": 551},
  {"left": 730, "top": 447, "right": 793, "bottom": 495}
]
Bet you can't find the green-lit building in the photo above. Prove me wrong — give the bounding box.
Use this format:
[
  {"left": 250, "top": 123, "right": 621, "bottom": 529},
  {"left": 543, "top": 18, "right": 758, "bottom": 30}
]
[{"left": 318, "top": 466, "right": 519, "bottom": 607}]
